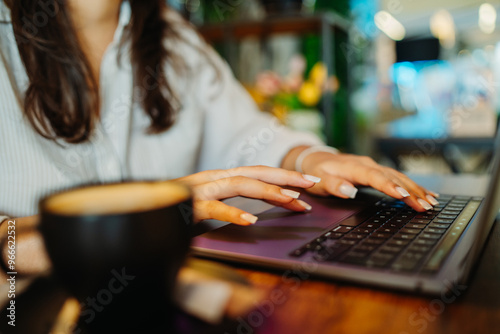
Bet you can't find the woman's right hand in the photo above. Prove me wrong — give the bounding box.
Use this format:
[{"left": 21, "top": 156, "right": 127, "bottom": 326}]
[
  {"left": 173, "top": 166, "right": 321, "bottom": 225},
  {"left": 0, "top": 215, "right": 51, "bottom": 278}
]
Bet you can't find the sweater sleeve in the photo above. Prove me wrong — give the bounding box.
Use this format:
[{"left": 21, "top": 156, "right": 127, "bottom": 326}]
[{"left": 189, "top": 41, "right": 324, "bottom": 171}]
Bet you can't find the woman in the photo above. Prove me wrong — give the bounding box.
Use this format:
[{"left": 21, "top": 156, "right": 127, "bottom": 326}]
[{"left": 0, "top": 0, "right": 437, "bottom": 269}]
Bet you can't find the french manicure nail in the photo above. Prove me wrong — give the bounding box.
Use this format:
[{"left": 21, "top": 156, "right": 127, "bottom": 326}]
[
  {"left": 281, "top": 189, "right": 300, "bottom": 199},
  {"left": 417, "top": 198, "right": 433, "bottom": 210},
  {"left": 426, "top": 195, "right": 439, "bottom": 206},
  {"left": 395, "top": 186, "right": 410, "bottom": 198},
  {"left": 297, "top": 199, "right": 312, "bottom": 211},
  {"left": 339, "top": 183, "right": 358, "bottom": 199},
  {"left": 430, "top": 191, "right": 440, "bottom": 198},
  {"left": 240, "top": 213, "right": 258, "bottom": 224},
  {"left": 303, "top": 174, "right": 321, "bottom": 183}
]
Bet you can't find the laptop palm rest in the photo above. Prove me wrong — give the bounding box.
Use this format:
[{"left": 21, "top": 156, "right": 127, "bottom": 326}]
[{"left": 192, "top": 192, "right": 382, "bottom": 260}]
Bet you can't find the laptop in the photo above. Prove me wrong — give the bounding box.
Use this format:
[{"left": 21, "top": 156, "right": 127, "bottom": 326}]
[{"left": 191, "top": 135, "right": 500, "bottom": 295}]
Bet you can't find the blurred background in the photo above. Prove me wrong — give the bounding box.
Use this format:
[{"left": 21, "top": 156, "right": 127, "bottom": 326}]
[{"left": 168, "top": 0, "right": 500, "bottom": 175}]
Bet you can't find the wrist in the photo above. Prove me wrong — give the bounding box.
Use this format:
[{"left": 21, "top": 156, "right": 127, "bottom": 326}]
[{"left": 295, "top": 145, "right": 339, "bottom": 173}]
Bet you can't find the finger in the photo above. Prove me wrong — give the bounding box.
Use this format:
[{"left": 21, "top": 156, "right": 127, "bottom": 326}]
[
  {"left": 319, "top": 176, "right": 359, "bottom": 199},
  {"left": 384, "top": 170, "right": 439, "bottom": 209},
  {"left": 337, "top": 165, "right": 435, "bottom": 211},
  {"left": 177, "top": 166, "right": 320, "bottom": 188},
  {"left": 266, "top": 199, "right": 313, "bottom": 212},
  {"left": 389, "top": 170, "right": 432, "bottom": 199},
  {"left": 193, "top": 200, "right": 258, "bottom": 225},
  {"left": 193, "top": 176, "right": 303, "bottom": 204}
]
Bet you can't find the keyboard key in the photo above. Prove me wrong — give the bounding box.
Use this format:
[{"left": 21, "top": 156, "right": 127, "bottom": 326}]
[
  {"left": 391, "top": 218, "right": 408, "bottom": 224},
  {"left": 338, "top": 239, "right": 357, "bottom": 246},
  {"left": 420, "top": 233, "right": 441, "bottom": 240},
  {"left": 434, "top": 218, "right": 454, "bottom": 224},
  {"left": 428, "top": 222, "right": 451, "bottom": 229},
  {"left": 437, "top": 214, "right": 458, "bottom": 219},
  {"left": 415, "top": 214, "right": 436, "bottom": 219},
  {"left": 331, "top": 226, "right": 353, "bottom": 233},
  {"left": 424, "top": 227, "right": 447, "bottom": 234},
  {"left": 366, "top": 253, "right": 395, "bottom": 268},
  {"left": 290, "top": 247, "right": 307, "bottom": 257},
  {"left": 386, "top": 239, "right": 410, "bottom": 247},
  {"left": 363, "top": 238, "right": 386, "bottom": 245},
  {"left": 341, "top": 252, "right": 369, "bottom": 265},
  {"left": 447, "top": 204, "right": 465, "bottom": 210},
  {"left": 399, "top": 228, "right": 421, "bottom": 234},
  {"left": 414, "top": 238, "right": 438, "bottom": 246},
  {"left": 406, "top": 223, "right": 427, "bottom": 229},
  {"left": 365, "top": 218, "right": 384, "bottom": 224},
  {"left": 360, "top": 222, "right": 378, "bottom": 229},
  {"left": 387, "top": 221, "right": 406, "bottom": 228},
  {"left": 343, "top": 233, "right": 368, "bottom": 241},
  {"left": 409, "top": 219, "right": 431, "bottom": 225},
  {"left": 400, "top": 252, "right": 425, "bottom": 262},
  {"left": 372, "top": 232, "right": 392, "bottom": 239},
  {"left": 314, "top": 244, "right": 351, "bottom": 261},
  {"left": 441, "top": 210, "right": 462, "bottom": 215},
  {"left": 353, "top": 244, "right": 378, "bottom": 253},
  {"left": 353, "top": 227, "right": 375, "bottom": 234},
  {"left": 327, "top": 232, "right": 344, "bottom": 239},
  {"left": 376, "top": 227, "right": 399, "bottom": 234},
  {"left": 379, "top": 245, "right": 403, "bottom": 254},
  {"left": 407, "top": 245, "right": 432, "bottom": 253},
  {"left": 394, "top": 233, "right": 416, "bottom": 240}
]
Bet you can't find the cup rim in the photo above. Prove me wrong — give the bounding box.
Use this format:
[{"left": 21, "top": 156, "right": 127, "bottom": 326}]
[{"left": 39, "top": 180, "right": 193, "bottom": 218}]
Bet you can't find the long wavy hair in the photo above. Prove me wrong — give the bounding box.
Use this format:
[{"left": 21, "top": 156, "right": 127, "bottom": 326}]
[{"left": 6, "top": 0, "right": 182, "bottom": 143}]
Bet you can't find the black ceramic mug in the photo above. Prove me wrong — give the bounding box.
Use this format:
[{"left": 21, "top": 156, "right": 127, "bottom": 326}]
[{"left": 1, "top": 181, "right": 193, "bottom": 332}]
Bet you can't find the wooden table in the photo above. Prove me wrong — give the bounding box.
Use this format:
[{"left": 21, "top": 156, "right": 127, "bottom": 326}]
[{"left": 225, "top": 217, "right": 500, "bottom": 334}]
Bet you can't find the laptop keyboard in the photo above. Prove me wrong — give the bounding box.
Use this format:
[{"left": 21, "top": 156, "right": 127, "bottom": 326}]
[{"left": 290, "top": 195, "right": 483, "bottom": 273}]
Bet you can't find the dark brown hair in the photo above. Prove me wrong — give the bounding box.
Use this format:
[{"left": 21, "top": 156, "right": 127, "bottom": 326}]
[{"left": 7, "top": 0, "right": 181, "bottom": 143}]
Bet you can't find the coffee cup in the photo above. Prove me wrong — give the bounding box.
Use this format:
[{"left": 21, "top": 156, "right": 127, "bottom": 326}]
[{"left": 1, "top": 181, "right": 193, "bottom": 331}]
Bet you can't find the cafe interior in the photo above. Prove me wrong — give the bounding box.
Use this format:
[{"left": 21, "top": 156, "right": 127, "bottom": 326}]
[{"left": 1, "top": 0, "right": 500, "bottom": 333}]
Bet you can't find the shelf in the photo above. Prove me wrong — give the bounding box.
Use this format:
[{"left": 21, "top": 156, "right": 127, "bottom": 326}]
[
  {"left": 198, "top": 12, "right": 350, "bottom": 41},
  {"left": 197, "top": 12, "right": 353, "bottom": 150},
  {"left": 376, "top": 137, "right": 495, "bottom": 173}
]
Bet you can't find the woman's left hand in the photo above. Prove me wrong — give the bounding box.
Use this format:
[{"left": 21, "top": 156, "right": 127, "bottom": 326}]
[{"left": 297, "top": 150, "right": 439, "bottom": 212}]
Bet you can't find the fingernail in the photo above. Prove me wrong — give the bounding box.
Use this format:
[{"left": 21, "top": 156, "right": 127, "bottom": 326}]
[
  {"left": 303, "top": 174, "right": 321, "bottom": 183},
  {"left": 426, "top": 195, "right": 439, "bottom": 206},
  {"left": 417, "top": 198, "right": 433, "bottom": 211},
  {"left": 281, "top": 189, "right": 300, "bottom": 199},
  {"left": 395, "top": 186, "right": 410, "bottom": 198},
  {"left": 297, "top": 199, "right": 312, "bottom": 211},
  {"left": 430, "top": 191, "right": 440, "bottom": 198},
  {"left": 240, "top": 213, "right": 258, "bottom": 224},
  {"left": 339, "top": 183, "right": 358, "bottom": 199}
]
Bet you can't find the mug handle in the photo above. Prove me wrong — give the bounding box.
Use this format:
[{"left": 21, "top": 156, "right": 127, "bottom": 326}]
[{"left": 0, "top": 219, "right": 42, "bottom": 277}]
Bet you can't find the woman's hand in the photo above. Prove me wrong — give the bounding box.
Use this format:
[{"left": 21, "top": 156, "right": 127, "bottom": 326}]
[
  {"left": 294, "top": 149, "right": 439, "bottom": 212},
  {"left": 173, "top": 166, "right": 320, "bottom": 225}
]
